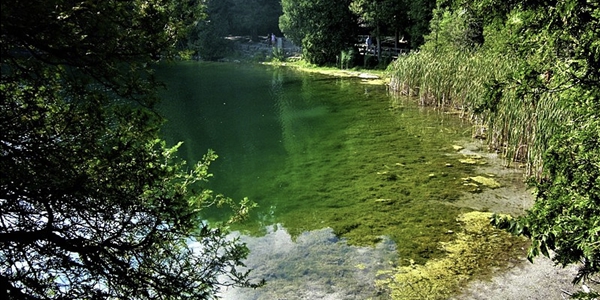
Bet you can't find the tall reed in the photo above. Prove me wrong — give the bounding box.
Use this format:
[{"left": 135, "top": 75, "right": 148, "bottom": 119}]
[
  {"left": 386, "top": 50, "right": 570, "bottom": 178},
  {"left": 387, "top": 51, "right": 516, "bottom": 109}
]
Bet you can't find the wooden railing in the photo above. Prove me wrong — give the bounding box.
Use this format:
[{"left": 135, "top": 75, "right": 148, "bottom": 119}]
[{"left": 356, "top": 44, "right": 410, "bottom": 58}]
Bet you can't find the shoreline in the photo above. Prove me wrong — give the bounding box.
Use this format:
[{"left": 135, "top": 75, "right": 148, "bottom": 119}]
[
  {"left": 449, "top": 140, "right": 596, "bottom": 299},
  {"left": 453, "top": 254, "right": 590, "bottom": 300},
  {"left": 261, "top": 61, "right": 389, "bottom": 85}
]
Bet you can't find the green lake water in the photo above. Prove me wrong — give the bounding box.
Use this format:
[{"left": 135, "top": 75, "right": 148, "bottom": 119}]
[{"left": 157, "top": 62, "right": 483, "bottom": 298}]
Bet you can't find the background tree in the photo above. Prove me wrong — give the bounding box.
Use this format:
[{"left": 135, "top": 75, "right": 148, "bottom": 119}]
[
  {"left": 279, "top": 0, "right": 358, "bottom": 65},
  {"left": 386, "top": 1, "right": 410, "bottom": 50},
  {"left": 406, "top": 0, "right": 437, "bottom": 48},
  {"left": 187, "top": 0, "right": 282, "bottom": 60},
  {"left": 350, "top": 0, "right": 395, "bottom": 61},
  {"left": 1, "top": 0, "right": 260, "bottom": 298},
  {"left": 351, "top": 0, "right": 437, "bottom": 54},
  {"left": 421, "top": 4, "right": 483, "bottom": 53},
  {"left": 230, "top": 0, "right": 282, "bottom": 41},
  {"left": 188, "top": 0, "right": 236, "bottom": 60}
]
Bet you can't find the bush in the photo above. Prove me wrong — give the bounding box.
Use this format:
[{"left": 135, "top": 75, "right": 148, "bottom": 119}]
[
  {"left": 339, "top": 47, "right": 359, "bottom": 69},
  {"left": 272, "top": 47, "right": 286, "bottom": 62},
  {"left": 363, "top": 54, "right": 378, "bottom": 69}
]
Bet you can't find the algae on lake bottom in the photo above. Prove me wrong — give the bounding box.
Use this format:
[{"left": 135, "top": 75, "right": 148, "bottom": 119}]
[
  {"left": 377, "top": 212, "right": 528, "bottom": 300},
  {"left": 158, "top": 61, "right": 519, "bottom": 279},
  {"left": 220, "top": 81, "right": 483, "bottom": 264}
]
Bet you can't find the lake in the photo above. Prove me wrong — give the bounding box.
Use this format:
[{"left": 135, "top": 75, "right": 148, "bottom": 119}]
[{"left": 157, "top": 61, "right": 497, "bottom": 299}]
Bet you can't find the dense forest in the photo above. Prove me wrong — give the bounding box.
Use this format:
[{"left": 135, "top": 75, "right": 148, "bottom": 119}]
[{"left": 1, "top": 0, "right": 598, "bottom": 299}]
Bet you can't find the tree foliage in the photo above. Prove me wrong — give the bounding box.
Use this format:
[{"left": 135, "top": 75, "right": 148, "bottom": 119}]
[
  {"left": 350, "top": 0, "right": 406, "bottom": 60},
  {"left": 280, "top": 0, "right": 358, "bottom": 65},
  {"left": 278, "top": 0, "right": 442, "bottom": 65},
  {"left": 353, "top": 0, "right": 437, "bottom": 49},
  {"left": 422, "top": 4, "right": 483, "bottom": 53},
  {"left": 470, "top": 0, "right": 600, "bottom": 285},
  {"left": 188, "top": 0, "right": 236, "bottom": 61},
  {"left": 186, "top": 0, "right": 281, "bottom": 60},
  {"left": 1, "top": 0, "right": 260, "bottom": 298},
  {"left": 405, "top": 0, "right": 438, "bottom": 48},
  {"left": 229, "top": 0, "right": 282, "bottom": 39}
]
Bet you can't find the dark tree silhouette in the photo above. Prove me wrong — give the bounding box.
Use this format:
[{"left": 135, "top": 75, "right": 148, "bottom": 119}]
[{"left": 1, "top": 1, "right": 260, "bottom": 298}]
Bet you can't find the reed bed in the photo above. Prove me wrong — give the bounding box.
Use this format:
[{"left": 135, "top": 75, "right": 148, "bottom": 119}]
[
  {"left": 486, "top": 78, "right": 569, "bottom": 178},
  {"left": 386, "top": 50, "right": 570, "bottom": 178},
  {"left": 387, "top": 51, "right": 516, "bottom": 109}
]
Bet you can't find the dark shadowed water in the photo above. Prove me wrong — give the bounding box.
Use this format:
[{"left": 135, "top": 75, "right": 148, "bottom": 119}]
[{"left": 157, "top": 62, "right": 481, "bottom": 299}]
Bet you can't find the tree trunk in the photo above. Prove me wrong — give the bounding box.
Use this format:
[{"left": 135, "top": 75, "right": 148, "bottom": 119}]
[
  {"left": 251, "top": 28, "right": 258, "bottom": 43},
  {"left": 376, "top": 24, "right": 381, "bottom": 62}
]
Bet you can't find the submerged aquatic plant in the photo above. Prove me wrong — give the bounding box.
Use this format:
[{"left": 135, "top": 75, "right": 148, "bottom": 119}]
[{"left": 376, "top": 212, "right": 527, "bottom": 300}]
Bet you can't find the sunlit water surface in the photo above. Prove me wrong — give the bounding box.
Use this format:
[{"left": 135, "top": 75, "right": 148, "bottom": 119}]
[{"left": 157, "top": 62, "right": 480, "bottom": 299}]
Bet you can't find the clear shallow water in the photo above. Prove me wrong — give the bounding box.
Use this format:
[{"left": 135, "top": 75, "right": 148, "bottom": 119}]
[
  {"left": 157, "top": 62, "right": 479, "bottom": 298},
  {"left": 220, "top": 225, "right": 398, "bottom": 299}
]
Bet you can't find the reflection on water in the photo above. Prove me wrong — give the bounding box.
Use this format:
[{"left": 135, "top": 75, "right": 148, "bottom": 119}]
[{"left": 219, "top": 225, "right": 397, "bottom": 300}]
